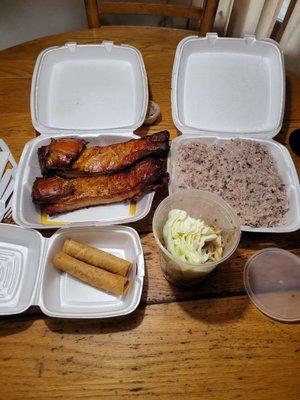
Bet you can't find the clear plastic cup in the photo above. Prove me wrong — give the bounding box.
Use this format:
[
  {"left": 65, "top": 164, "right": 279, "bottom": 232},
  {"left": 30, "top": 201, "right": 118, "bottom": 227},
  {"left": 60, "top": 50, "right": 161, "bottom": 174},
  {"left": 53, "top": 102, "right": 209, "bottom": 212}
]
[{"left": 152, "top": 189, "right": 241, "bottom": 287}]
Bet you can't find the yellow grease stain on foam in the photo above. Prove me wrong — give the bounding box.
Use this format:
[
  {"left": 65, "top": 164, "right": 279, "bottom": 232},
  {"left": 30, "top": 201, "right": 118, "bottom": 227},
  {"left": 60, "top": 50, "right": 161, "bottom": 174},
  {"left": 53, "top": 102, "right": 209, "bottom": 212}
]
[
  {"left": 129, "top": 201, "right": 137, "bottom": 217},
  {"left": 42, "top": 202, "right": 136, "bottom": 224},
  {"left": 41, "top": 211, "right": 69, "bottom": 225}
]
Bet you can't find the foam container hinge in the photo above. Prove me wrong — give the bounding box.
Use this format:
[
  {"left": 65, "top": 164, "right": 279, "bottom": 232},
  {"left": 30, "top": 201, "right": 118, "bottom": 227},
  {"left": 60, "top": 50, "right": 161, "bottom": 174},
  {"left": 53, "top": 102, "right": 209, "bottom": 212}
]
[
  {"left": 170, "top": 34, "right": 300, "bottom": 233},
  {"left": 0, "top": 224, "right": 144, "bottom": 318},
  {"left": 13, "top": 41, "right": 152, "bottom": 229}
]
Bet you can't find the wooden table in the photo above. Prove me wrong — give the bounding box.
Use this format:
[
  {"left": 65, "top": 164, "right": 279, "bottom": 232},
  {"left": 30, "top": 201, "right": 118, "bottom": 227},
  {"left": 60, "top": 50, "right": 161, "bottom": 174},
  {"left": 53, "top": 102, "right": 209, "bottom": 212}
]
[{"left": 0, "top": 27, "right": 299, "bottom": 400}]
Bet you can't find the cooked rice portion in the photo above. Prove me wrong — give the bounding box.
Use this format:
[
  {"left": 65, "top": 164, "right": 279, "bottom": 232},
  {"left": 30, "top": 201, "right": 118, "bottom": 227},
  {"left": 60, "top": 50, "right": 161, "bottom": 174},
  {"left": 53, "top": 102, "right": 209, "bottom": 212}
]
[{"left": 173, "top": 139, "right": 289, "bottom": 227}]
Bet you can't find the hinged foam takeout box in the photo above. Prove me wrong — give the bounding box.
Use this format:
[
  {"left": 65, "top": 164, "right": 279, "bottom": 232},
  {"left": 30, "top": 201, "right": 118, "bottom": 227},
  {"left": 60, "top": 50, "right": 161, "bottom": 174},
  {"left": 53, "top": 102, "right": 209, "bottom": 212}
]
[
  {"left": 169, "top": 33, "right": 300, "bottom": 233},
  {"left": 0, "top": 223, "right": 144, "bottom": 318},
  {"left": 12, "top": 41, "right": 151, "bottom": 229}
]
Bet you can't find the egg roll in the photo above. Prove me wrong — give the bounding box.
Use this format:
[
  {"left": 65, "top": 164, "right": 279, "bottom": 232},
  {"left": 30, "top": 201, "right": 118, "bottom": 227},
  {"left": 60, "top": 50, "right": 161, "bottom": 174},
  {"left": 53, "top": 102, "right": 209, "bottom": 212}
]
[
  {"left": 53, "top": 251, "right": 130, "bottom": 296},
  {"left": 62, "top": 239, "right": 132, "bottom": 277}
]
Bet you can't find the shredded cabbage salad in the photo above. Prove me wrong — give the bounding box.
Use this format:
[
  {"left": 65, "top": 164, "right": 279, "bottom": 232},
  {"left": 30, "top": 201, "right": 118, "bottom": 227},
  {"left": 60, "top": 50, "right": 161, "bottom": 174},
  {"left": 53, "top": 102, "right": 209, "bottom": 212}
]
[{"left": 163, "top": 209, "right": 223, "bottom": 265}]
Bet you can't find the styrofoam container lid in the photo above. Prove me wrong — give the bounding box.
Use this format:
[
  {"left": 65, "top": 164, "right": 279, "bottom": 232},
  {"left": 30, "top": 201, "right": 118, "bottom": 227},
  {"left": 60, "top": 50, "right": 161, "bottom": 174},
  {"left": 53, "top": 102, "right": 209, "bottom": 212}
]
[
  {"left": 244, "top": 248, "right": 300, "bottom": 322},
  {"left": 172, "top": 34, "right": 285, "bottom": 138},
  {"left": 0, "top": 139, "right": 17, "bottom": 222},
  {"left": 31, "top": 41, "right": 148, "bottom": 135},
  {"left": 0, "top": 224, "right": 43, "bottom": 315},
  {"left": 0, "top": 223, "right": 144, "bottom": 318}
]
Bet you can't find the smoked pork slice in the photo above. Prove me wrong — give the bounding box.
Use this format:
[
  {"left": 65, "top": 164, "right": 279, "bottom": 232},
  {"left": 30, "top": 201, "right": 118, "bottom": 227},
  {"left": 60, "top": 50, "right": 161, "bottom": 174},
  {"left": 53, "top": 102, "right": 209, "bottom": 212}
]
[
  {"left": 39, "top": 131, "right": 169, "bottom": 177},
  {"left": 32, "top": 158, "right": 168, "bottom": 215}
]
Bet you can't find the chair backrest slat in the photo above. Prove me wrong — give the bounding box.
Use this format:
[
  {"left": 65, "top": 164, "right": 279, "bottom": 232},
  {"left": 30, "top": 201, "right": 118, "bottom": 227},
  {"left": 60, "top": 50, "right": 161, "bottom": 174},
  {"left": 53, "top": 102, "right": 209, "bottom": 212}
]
[
  {"left": 99, "top": 2, "right": 203, "bottom": 20},
  {"left": 198, "top": 0, "right": 219, "bottom": 37},
  {"left": 84, "top": 0, "right": 219, "bottom": 35},
  {"left": 85, "top": 0, "right": 101, "bottom": 28}
]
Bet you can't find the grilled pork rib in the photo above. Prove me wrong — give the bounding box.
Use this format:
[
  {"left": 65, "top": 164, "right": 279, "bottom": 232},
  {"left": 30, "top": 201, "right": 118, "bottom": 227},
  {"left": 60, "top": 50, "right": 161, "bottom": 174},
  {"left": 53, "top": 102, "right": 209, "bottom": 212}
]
[
  {"left": 32, "top": 158, "right": 168, "bottom": 215},
  {"left": 38, "top": 131, "right": 169, "bottom": 177},
  {"left": 38, "top": 137, "right": 86, "bottom": 174},
  {"left": 32, "top": 176, "right": 75, "bottom": 204}
]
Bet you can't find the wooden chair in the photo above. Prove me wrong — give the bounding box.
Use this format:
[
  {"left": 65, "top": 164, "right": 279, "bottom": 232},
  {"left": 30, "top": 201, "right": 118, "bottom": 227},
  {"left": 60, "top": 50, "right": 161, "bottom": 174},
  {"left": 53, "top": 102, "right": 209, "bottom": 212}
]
[{"left": 84, "top": 0, "right": 219, "bottom": 36}]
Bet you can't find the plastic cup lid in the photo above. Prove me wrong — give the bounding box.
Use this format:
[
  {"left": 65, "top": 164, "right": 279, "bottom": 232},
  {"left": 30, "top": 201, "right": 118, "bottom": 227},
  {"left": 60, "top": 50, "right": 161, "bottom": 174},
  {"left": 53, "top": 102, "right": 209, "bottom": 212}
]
[{"left": 244, "top": 248, "right": 300, "bottom": 322}]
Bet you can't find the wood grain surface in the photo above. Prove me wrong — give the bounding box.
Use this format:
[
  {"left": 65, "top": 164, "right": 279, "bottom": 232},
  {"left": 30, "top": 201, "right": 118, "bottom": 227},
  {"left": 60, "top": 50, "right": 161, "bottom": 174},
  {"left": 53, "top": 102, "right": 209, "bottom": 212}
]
[
  {"left": 0, "top": 297, "right": 299, "bottom": 400},
  {"left": 0, "top": 26, "right": 299, "bottom": 399}
]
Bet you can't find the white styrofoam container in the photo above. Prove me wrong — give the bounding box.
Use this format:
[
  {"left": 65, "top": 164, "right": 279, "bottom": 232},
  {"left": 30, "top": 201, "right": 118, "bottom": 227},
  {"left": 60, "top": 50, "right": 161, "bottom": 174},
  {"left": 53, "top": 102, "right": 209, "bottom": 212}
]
[
  {"left": 170, "top": 34, "right": 300, "bottom": 233},
  {"left": 13, "top": 133, "right": 154, "bottom": 229},
  {"left": 13, "top": 41, "right": 151, "bottom": 228},
  {"left": 0, "top": 224, "right": 144, "bottom": 318}
]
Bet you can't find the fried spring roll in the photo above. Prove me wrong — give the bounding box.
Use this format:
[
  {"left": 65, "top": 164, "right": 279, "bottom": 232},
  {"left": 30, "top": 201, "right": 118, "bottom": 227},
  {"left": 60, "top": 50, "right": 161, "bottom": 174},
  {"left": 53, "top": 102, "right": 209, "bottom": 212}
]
[
  {"left": 53, "top": 252, "right": 130, "bottom": 296},
  {"left": 62, "top": 239, "right": 132, "bottom": 277}
]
